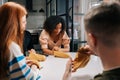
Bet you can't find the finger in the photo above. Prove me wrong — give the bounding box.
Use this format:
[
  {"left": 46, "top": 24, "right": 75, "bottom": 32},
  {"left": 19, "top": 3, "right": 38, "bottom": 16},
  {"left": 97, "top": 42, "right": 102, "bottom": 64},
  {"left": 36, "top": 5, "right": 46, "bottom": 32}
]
[
  {"left": 53, "top": 47, "right": 59, "bottom": 51},
  {"left": 52, "top": 48, "right": 56, "bottom": 51},
  {"left": 72, "top": 68, "right": 77, "bottom": 72},
  {"left": 26, "top": 60, "right": 33, "bottom": 64},
  {"left": 26, "top": 57, "right": 29, "bottom": 60},
  {"left": 31, "top": 49, "right": 36, "bottom": 52},
  {"left": 27, "top": 63, "right": 32, "bottom": 67},
  {"left": 87, "top": 51, "right": 93, "bottom": 54}
]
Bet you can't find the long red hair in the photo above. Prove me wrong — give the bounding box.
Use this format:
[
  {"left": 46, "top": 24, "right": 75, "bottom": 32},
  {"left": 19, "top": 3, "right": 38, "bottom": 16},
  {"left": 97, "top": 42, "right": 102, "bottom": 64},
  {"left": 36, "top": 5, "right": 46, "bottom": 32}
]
[{"left": 0, "top": 2, "right": 27, "bottom": 78}]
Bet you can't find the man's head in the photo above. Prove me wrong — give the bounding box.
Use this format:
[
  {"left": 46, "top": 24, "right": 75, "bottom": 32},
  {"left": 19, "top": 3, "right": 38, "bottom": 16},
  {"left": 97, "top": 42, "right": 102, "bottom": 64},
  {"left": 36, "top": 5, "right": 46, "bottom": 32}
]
[{"left": 84, "top": 2, "right": 120, "bottom": 53}]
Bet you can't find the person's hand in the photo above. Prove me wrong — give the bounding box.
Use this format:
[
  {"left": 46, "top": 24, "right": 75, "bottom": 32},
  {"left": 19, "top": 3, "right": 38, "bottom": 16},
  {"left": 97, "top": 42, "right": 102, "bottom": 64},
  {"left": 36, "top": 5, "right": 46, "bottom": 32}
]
[
  {"left": 79, "top": 45, "right": 95, "bottom": 55},
  {"left": 63, "top": 58, "right": 72, "bottom": 80},
  {"left": 26, "top": 59, "right": 35, "bottom": 67},
  {"left": 52, "top": 46, "right": 60, "bottom": 51},
  {"left": 26, "top": 59, "right": 41, "bottom": 69},
  {"left": 28, "top": 49, "right": 36, "bottom": 54},
  {"left": 71, "top": 45, "right": 95, "bottom": 72}
]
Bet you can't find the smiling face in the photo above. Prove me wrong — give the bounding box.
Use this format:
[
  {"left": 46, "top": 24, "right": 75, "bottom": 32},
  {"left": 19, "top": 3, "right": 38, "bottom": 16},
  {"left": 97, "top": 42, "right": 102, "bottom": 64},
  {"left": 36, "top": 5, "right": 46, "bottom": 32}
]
[{"left": 53, "top": 23, "right": 62, "bottom": 35}]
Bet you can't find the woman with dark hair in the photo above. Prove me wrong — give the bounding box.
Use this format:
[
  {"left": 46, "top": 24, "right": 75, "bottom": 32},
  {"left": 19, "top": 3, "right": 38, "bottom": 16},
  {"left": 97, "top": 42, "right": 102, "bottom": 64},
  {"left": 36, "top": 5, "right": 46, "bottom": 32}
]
[
  {"left": 39, "top": 16, "right": 70, "bottom": 55},
  {"left": 0, "top": 2, "right": 41, "bottom": 79}
]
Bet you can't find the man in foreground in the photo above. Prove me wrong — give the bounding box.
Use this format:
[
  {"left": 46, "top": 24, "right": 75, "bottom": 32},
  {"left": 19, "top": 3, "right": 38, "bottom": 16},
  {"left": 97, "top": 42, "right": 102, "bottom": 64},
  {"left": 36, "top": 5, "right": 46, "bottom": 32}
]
[{"left": 63, "top": 1, "right": 120, "bottom": 80}]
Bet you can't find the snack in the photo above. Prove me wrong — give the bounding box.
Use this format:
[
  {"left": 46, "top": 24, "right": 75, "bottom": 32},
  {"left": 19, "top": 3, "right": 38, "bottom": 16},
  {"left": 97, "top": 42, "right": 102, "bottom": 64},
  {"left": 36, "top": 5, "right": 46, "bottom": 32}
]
[
  {"left": 28, "top": 52, "right": 46, "bottom": 61},
  {"left": 30, "top": 60, "right": 41, "bottom": 69},
  {"left": 73, "top": 47, "right": 90, "bottom": 71},
  {"left": 54, "top": 51, "right": 71, "bottom": 58}
]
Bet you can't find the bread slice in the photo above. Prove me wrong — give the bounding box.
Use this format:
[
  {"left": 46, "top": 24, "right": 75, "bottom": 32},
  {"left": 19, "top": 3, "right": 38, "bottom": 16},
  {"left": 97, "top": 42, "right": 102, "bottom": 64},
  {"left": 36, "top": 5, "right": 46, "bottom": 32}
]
[
  {"left": 54, "top": 51, "right": 71, "bottom": 58},
  {"left": 30, "top": 60, "right": 41, "bottom": 69},
  {"left": 28, "top": 52, "right": 46, "bottom": 61},
  {"left": 73, "top": 47, "right": 90, "bottom": 71}
]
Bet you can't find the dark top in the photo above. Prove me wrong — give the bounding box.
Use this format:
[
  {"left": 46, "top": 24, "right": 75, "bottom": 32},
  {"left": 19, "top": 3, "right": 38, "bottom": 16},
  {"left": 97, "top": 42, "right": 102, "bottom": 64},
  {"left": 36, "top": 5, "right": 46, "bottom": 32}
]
[
  {"left": 94, "top": 67, "right": 120, "bottom": 80},
  {"left": 23, "top": 30, "right": 34, "bottom": 56}
]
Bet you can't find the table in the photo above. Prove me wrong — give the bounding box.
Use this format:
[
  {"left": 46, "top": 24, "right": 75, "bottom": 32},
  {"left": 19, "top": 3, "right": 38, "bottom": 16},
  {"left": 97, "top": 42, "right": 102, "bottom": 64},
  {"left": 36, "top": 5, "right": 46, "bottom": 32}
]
[{"left": 39, "top": 53, "right": 103, "bottom": 80}]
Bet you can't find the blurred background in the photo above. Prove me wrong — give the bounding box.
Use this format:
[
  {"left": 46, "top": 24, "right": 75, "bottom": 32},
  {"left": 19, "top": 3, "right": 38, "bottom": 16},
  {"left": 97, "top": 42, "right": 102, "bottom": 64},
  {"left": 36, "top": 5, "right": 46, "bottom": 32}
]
[{"left": 0, "top": 0, "right": 116, "bottom": 52}]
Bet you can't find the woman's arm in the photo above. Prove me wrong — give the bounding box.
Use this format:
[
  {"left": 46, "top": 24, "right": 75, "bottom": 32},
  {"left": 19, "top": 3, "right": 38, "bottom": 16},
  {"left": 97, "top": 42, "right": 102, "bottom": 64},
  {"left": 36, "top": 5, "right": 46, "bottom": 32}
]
[
  {"left": 9, "top": 42, "right": 41, "bottom": 80},
  {"left": 39, "top": 30, "right": 53, "bottom": 55},
  {"left": 61, "top": 32, "right": 70, "bottom": 52},
  {"left": 42, "top": 48, "right": 54, "bottom": 55}
]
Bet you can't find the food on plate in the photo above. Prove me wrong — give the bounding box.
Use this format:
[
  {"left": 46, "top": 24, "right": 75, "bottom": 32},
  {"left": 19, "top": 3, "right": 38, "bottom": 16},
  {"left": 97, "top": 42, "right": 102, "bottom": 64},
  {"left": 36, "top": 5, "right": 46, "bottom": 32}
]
[
  {"left": 54, "top": 51, "right": 71, "bottom": 58},
  {"left": 73, "top": 47, "right": 90, "bottom": 71}
]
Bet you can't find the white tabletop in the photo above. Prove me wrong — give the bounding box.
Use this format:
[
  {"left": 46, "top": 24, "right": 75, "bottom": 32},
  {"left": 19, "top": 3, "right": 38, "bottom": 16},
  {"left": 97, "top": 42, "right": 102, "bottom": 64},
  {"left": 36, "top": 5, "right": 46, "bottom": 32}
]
[{"left": 39, "top": 53, "right": 103, "bottom": 80}]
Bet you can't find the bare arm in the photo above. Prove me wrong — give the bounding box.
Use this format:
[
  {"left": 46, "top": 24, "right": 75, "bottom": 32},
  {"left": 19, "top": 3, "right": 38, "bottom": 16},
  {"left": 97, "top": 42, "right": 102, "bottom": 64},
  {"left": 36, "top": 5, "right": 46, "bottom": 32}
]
[
  {"left": 63, "top": 58, "right": 72, "bottom": 80},
  {"left": 42, "top": 48, "right": 54, "bottom": 55},
  {"left": 52, "top": 45, "right": 70, "bottom": 52}
]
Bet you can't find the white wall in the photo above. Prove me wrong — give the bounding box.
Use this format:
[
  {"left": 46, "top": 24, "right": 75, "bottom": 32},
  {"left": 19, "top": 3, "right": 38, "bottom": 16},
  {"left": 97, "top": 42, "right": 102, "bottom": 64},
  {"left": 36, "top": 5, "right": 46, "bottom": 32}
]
[
  {"left": 0, "top": 0, "right": 3, "bottom": 5},
  {"left": 0, "top": 0, "right": 8, "bottom": 5},
  {"left": 27, "top": 0, "right": 46, "bottom": 29},
  {"left": 8, "top": 0, "right": 46, "bottom": 29}
]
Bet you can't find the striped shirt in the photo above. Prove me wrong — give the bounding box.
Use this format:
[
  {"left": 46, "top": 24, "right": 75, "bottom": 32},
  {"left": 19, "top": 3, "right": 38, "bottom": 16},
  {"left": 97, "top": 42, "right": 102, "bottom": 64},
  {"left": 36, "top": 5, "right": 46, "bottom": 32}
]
[{"left": 7, "top": 42, "right": 41, "bottom": 80}]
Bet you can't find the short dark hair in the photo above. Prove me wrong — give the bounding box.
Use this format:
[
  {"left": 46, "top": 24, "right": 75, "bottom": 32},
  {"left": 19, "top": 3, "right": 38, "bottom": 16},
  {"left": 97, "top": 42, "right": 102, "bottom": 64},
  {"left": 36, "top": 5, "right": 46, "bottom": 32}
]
[
  {"left": 43, "top": 16, "right": 66, "bottom": 34},
  {"left": 84, "top": 2, "right": 120, "bottom": 46}
]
